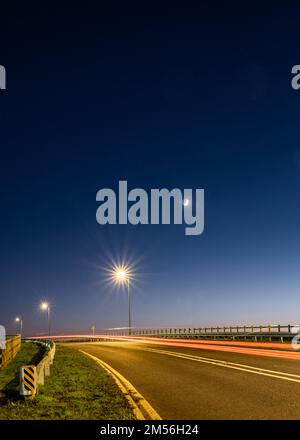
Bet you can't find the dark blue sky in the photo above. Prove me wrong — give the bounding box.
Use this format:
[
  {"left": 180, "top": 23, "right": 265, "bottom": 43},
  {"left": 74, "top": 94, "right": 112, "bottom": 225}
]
[{"left": 1, "top": 3, "right": 300, "bottom": 335}]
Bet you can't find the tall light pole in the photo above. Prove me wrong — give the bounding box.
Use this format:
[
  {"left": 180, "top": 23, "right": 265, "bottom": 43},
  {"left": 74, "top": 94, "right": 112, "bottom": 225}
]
[
  {"left": 15, "top": 316, "right": 23, "bottom": 335},
  {"left": 113, "top": 267, "right": 132, "bottom": 335},
  {"left": 128, "top": 278, "right": 131, "bottom": 334},
  {"left": 40, "top": 302, "right": 51, "bottom": 336},
  {"left": 91, "top": 325, "right": 95, "bottom": 336}
]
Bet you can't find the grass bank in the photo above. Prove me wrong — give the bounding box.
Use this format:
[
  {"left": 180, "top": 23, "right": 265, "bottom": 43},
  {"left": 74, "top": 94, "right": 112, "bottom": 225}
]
[
  {"left": 0, "top": 344, "right": 134, "bottom": 420},
  {"left": 0, "top": 342, "right": 42, "bottom": 405}
]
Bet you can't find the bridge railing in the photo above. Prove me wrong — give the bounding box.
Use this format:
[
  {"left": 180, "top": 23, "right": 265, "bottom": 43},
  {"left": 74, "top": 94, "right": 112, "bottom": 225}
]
[{"left": 109, "top": 324, "right": 298, "bottom": 343}]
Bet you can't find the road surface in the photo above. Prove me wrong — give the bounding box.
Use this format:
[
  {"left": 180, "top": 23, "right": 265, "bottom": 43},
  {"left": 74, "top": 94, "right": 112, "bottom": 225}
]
[{"left": 68, "top": 340, "right": 300, "bottom": 419}]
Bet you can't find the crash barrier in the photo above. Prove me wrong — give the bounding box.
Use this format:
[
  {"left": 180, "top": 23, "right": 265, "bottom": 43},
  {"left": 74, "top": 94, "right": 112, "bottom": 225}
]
[
  {"left": 20, "top": 339, "right": 55, "bottom": 399},
  {"left": 107, "top": 324, "right": 299, "bottom": 343},
  {"left": 38, "top": 324, "right": 300, "bottom": 344},
  {"left": 0, "top": 335, "right": 21, "bottom": 368}
]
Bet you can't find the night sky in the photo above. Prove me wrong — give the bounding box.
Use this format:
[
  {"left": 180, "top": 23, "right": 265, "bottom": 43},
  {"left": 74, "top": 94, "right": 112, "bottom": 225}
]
[{"left": 1, "top": 3, "right": 300, "bottom": 336}]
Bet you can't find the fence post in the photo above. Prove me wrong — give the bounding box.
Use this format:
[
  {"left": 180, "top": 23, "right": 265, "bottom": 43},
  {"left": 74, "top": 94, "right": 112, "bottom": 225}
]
[
  {"left": 45, "top": 363, "right": 50, "bottom": 377},
  {"left": 37, "top": 366, "right": 44, "bottom": 385}
]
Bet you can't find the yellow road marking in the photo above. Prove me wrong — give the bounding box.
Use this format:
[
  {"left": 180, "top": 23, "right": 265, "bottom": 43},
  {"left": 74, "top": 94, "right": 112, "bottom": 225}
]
[
  {"left": 139, "top": 347, "right": 300, "bottom": 384},
  {"left": 80, "top": 350, "right": 161, "bottom": 420}
]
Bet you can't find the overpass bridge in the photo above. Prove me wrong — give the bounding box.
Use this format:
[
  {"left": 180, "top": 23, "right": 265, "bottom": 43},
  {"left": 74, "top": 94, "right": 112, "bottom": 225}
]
[{"left": 32, "top": 323, "right": 299, "bottom": 344}]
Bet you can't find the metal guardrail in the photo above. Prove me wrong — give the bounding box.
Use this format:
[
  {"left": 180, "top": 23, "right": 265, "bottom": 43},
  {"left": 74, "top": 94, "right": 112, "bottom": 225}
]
[
  {"left": 109, "top": 324, "right": 299, "bottom": 342},
  {"left": 35, "top": 339, "right": 56, "bottom": 386},
  {"left": 20, "top": 339, "right": 56, "bottom": 398},
  {"left": 0, "top": 335, "right": 21, "bottom": 369}
]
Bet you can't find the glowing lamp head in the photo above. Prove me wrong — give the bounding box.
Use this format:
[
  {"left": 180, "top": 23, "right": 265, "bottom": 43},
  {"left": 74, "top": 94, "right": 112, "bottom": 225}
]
[
  {"left": 15, "top": 317, "right": 20, "bottom": 323},
  {"left": 40, "top": 302, "right": 49, "bottom": 311},
  {"left": 114, "top": 267, "right": 128, "bottom": 283}
]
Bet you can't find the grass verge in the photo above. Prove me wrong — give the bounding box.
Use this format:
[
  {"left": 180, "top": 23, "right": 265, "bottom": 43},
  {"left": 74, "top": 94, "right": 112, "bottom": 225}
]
[
  {"left": 0, "top": 344, "right": 134, "bottom": 420},
  {"left": 0, "top": 342, "right": 42, "bottom": 405}
]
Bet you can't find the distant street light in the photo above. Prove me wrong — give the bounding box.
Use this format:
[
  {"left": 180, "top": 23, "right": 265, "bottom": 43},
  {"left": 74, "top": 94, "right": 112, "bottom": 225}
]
[
  {"left": 40, "top": 302, "right": 51, "bottom": 336},
  {"left": 112, "top": 266, "right": 132, "bottom": 335},
  {"left": 91, "top": 325, "right": 95, "bottom": 336},
  {"left": 15, "top": 316, "right": 23, "bottom": 335}
]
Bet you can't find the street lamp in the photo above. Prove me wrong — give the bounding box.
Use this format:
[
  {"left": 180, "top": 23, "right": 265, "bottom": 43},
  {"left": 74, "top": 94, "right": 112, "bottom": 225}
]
[
  {"left": 113, "top": 266, "right": 132, "bottom": 335},
  {"left": 40, "top": 302, "right": 51, "bottom": 336},
  {"left": 15, "top": 316, "right": 23, "bottom": 335}
]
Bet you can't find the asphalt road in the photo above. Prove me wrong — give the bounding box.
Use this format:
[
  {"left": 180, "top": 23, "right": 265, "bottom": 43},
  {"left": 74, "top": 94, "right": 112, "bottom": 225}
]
[{"left": 68, "top": 340, "right": 300, "bottom": 419}]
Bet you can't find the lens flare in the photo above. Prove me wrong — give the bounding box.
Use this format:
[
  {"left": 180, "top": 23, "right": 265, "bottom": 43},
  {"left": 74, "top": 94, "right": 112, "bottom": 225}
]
[{"left": 108, "top": 264, "right": 133, "bottom": 286}]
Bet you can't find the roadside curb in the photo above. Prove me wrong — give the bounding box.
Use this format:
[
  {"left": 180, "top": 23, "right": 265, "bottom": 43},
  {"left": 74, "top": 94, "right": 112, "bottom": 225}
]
[{"left": 80, "top": 350, "right": 161, "bottom": 421}]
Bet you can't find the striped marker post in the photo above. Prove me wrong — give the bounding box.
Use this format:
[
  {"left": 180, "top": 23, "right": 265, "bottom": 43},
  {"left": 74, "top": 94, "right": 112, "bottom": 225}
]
[{"left": 19, "top": 365, "right": 37, "bottom": 398}]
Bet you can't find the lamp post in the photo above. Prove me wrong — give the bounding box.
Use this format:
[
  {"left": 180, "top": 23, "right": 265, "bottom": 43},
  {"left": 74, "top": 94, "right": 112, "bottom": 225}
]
[
  {"left": 40, "top": 302, "right": 51, "bottom": 336},
  {"left": 113, "top": 267, "right": 132, "bottom": 335},
  {"left": 15, "top": 316, "right": 23, "bottom": 335}
]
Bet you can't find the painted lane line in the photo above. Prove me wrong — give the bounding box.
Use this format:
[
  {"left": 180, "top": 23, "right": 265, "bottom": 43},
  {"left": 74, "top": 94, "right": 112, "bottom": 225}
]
[
  {"left": 145, "top": 349, "right": 300, "bottom": 378},
  {"left": 80, "top": 350, "right": 161, "bottom": 420},
  {"left": 81, "top": 351, "right": 145, "bottom": 419},
  {"left": 140, "top": 348, "right": 300, "bottom": 384}
]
